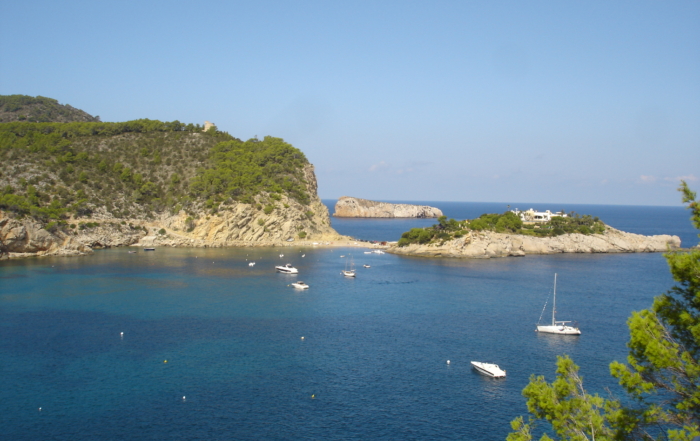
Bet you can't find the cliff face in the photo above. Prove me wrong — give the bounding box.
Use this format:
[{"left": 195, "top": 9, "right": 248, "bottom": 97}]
[
  {"left": 0, "top": 212, "right": 93, "bottom": 258},
  {"left": 135, "top": 165, "right": 340, "bottom": 248},
  {"left": 334, "top": 197, "right": 443, "bottom": 218},
  {"left": 388, "top": 226, "right": 681, "bottom": 258},
  {"left": 1, "top": 165, "right": 344, "bottom": 259}
]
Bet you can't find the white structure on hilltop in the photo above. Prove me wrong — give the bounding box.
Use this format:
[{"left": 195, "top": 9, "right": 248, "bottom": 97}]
[
  {"left": 511, "top": 208, "right": 568, "bottom": 222},
  {"left": 203, "top": 121, "right": 215, "bottom": 131}
]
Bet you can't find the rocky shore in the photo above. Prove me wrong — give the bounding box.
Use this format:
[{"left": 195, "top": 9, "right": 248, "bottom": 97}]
[
  {"left": 387, "top": 226, "right": 681, "bottom": 258},
  {"left": 333, "top": 197, "right": 443, "bottom": 218},
  {"left": 0, "top": 165, "right": 351, "bottom": 260}
]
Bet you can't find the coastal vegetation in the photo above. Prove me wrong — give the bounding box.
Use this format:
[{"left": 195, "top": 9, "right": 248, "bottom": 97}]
[
  {"left": 507, "top": 182, "right": 699, "bottom": 441},
  {"left": 0, "top": 96, "right": 313, "bottom": 233},
  {"left": 397, "top": 212, "right": 606, "bottom": 247}
]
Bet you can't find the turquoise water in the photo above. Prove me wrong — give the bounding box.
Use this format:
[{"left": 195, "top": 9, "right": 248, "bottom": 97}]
[{"left": 1, "top": 202, "right": 695, "bottom": 440}]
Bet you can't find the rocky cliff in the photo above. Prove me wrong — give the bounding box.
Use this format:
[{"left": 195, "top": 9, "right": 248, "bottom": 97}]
[
  {"left": 387, "top": 226, "right": 680, "bottom": 258},
  {"left": 1, "top": 165, "right": 345, "bottom": 260},
  {"left": 334, "top": 197, "right": 443, "bottom": 218},
  {"left": 0, "top": 212, "right": 93, "bottom": 258}
]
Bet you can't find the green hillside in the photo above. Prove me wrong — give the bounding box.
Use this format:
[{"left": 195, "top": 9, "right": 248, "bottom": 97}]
[
  {"left": 0, "top": 119, "right": 312, "bottom": 229},
  {"left": 0, "top": 95, "right": 100, "bottom": 123}
]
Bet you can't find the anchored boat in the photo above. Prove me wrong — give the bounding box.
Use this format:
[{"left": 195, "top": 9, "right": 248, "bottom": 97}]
[
  {"left": 275, "top": 263, "right": 298, "bottom": 274},
  {"left": 536, "top": 273, "right": 581, "bottom": 335},
  {"left": 471, "top": 361, "right": 506, "bottom": 378}
]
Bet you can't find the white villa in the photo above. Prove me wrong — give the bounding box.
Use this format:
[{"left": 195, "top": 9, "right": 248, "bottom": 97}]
[{"left": 511, "top": 208, "right": 568, "bottom": 222}]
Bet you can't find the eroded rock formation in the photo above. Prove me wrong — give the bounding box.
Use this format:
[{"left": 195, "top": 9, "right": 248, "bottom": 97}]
[
  {"left": 334, "top": 197, "right": 443, "bottom": 218},
  {"left": 0, "top": 213, "right": 93, "bottom": 259}
]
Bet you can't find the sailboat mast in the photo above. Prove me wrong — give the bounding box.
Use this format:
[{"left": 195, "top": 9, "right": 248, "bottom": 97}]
[{"left": 552, "top": 273, "right": 557, "bottom": 326}]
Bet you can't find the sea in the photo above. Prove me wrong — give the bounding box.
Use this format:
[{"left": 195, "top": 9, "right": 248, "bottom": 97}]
[{"left": 1, "top": 200, "right": 697, "bottom": 441}]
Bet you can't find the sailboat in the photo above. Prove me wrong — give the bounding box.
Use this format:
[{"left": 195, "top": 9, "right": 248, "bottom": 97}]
[
  {"left": 536, "top": 273, "right": 581, "bottom": 335},
  {"left": 341, "top": 254, "right": 356, "bottom": 277}
]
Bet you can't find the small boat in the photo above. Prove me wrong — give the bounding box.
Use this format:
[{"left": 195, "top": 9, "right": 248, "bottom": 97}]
[
  {"left": 536, "top": 274, "right": 581, "bottom": 335},
  {"left": 372, "top": 250, "right": 385, "bottom": 254},
  {"left": 128, "top": 251, "right": 137, "bottom": 254},
  {"left": 471, "top": 361, "right": 506, "bottom": 378},
  {"left": 275, "top": 263, "right": 298, "bottom": 274},
  {"left": 363, "top": 264, "right": 370, "bottom": 268},
  {"left": 248, "top": 262, "right": 256, "bottom": 267},
  {"left": 364, "top": 251, "right": 372, "bottom": 254},
  {"left": 143, "top": 248, "right": 155, "bottom": 251},
  {"left": 291, "top": 281, "right": 309, "bottom": 289},
  {"left": 341, "top": 254, "right": 356, "bottom": 277},
  {"left": 279, "top": 254, "right": 284, "bottom": 258}
]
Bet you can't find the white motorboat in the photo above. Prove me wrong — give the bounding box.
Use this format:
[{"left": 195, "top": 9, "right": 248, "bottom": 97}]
[
  {"left": 275, "top": 263, "right": 298, "bottom": 274},
  {"left": 363, "top": 264, "right": 370, "bottom": 268},
  {"left": 291, "top": 281, "right": 309, "bottom": 289},
  {"left": 248, "top": 262, "right": 255, "bottom": 267},
  {"left": 341, "top": 254, "right": 356, "bottom": 277},
  {"left": 536, "top": 273, "right": 581, "bottom": 335},
  {"left": 471, "top": 361, "right": 506, "bottom": 378}
]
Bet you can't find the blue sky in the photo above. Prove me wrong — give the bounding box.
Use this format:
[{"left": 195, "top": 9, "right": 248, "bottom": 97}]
[{"left": 1, "top": 1, "right": 698, "bottom": 206}]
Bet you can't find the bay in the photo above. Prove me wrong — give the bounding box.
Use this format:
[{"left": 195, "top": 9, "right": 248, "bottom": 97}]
[{"left": 1, "top": 201, "right": 695, "bottom": 440}]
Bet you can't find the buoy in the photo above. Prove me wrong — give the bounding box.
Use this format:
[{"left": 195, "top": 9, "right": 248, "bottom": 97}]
[
  {"left": 301, "top": 336, "right": 305, "bottom": 340},
  {"left": 164, "top": 360, "right": 168, "bottom": 363},
  {"left": 311, "top": 394, "right": 315, "bottom": 399},
  {"left": 182, "top": 396, "right": 186, "bottom": 401},
  {"left": 447, "top": 360, "right": 450, "bottom": 365},
  {"left": 38, "top": 407, "right": 42, "bottom": 411}
]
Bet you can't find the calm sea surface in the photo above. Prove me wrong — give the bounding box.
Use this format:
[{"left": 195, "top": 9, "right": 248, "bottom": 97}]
[{"left": 1, "top": 201, "right": 696, "bottom": 440}]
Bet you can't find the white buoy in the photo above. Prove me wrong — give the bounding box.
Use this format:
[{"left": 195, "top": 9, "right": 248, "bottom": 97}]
[
  {"left": 38, "top": 407, "right": 42, "bottom": 411},
  {"left": 447, "top": 360, "right": 450, "bottom": 365},
  {"left": 301, "top": 336, "right": 305, "bottom": 340},
  {"left": 182, "top": 396, "right": 186, "bottom": 401},
  {"left": 120, "top": 332, "right": 124, "bottom": 338}
]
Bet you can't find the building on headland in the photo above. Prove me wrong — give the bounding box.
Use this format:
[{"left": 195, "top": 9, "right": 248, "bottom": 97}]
[
  {"left": 510, "top": 208, "right": 568, "bottom": 222},
  {"left": 203, "top": 121, "right": 215, "bottom": 132}
]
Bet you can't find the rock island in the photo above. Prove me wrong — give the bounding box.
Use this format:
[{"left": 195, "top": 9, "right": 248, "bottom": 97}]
[
  {"left": 333, "top": 196, "right": 443, "bottom": 218},
  {"left": 387, "top": 211, "right": 681, "bottom": 258}
]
